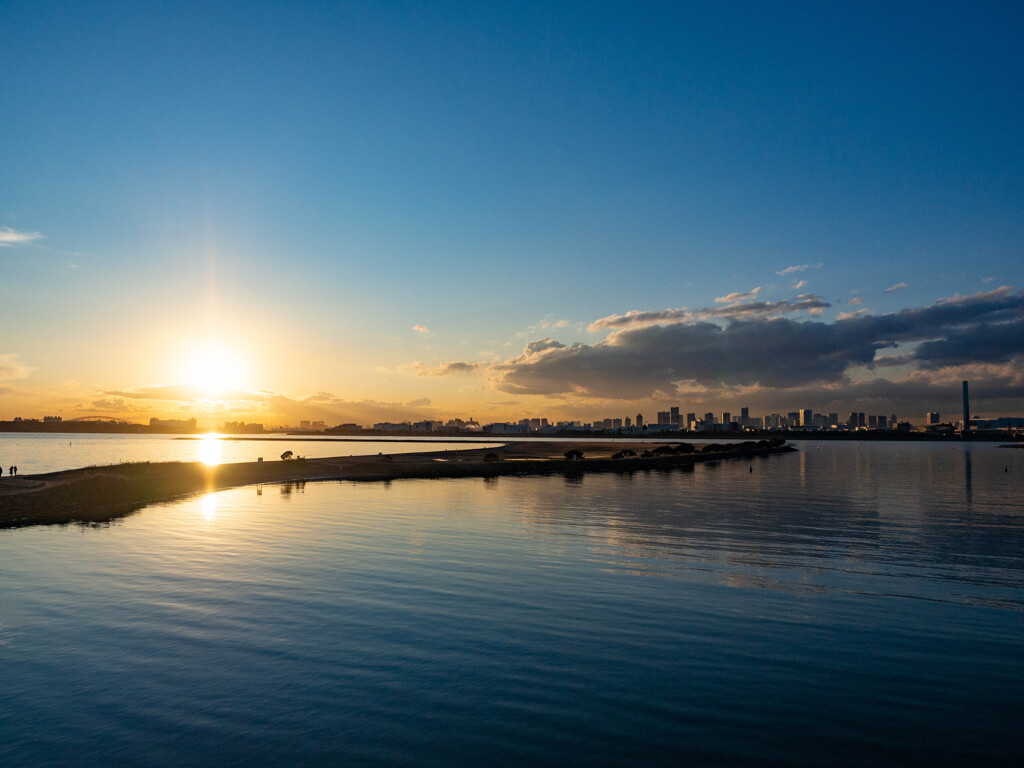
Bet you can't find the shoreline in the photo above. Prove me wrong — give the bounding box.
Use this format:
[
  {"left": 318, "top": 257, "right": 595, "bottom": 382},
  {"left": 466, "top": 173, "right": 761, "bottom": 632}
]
[{"left": 0, "top": 440, "right": 796, "bottom": 529}]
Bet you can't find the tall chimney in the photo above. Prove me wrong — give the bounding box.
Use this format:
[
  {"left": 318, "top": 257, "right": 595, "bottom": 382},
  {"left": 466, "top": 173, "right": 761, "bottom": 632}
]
[{"left": 962, "top": 380, "right": 970, "bottom": 435}]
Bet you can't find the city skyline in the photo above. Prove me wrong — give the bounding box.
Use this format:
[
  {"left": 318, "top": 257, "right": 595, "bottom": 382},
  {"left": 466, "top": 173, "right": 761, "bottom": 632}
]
[{"left": 2, "top": 2, "right": 1023, "bottom": 426}]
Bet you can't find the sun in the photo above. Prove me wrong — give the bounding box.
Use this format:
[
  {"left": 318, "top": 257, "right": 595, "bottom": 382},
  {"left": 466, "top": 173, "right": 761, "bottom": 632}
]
[{"left": 182, "top": 343, "right": 248, "bottom": 398}]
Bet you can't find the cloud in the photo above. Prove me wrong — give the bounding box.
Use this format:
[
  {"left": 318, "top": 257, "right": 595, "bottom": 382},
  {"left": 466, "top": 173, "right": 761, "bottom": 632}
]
[
  {"left": 491, "top": 288, "right": 1024, "bottom": 400},
  {"left": 884, "top": 282, "right": 908, "bottom": 293},
  {"left": 414, "top": 360, "right": 482, "bottom": 377},
  {"left": 589, "top": 294, "right": 830, "bottom": 331},
  {"left": 982, "top": 277, "right": 995, "bottom": 283},
  {"left": 103, "top": 385, "right": 269, "bottom": 402},
  {"left": 846, "top": 297, "right": 863, "bottom": 306},
  {"left": 523, "top": 338, "right": 565, "bottom": 356},
  {"left": 715, "top": 287, "right": 761, "bottom": 303},
  {"left": 777, "top": 263, "right": 822, "bottom": 276},
  {"left": 0, "top": 353, "right": 33, "bottom": 381},
  {"left": 0, "top": 227, "right": 42, "bottom": 247},
  {"left": 405, "top": 397, "right": 432, "bottom": 407},
  {"left": 412, "top": 324, "right": 429, "bottom": 334},
  {"left": 792, "top": 280, "right": 807, "bottom": 290},
  {"left": 589, "top": 308, "right": 692, "bottom": 330}
]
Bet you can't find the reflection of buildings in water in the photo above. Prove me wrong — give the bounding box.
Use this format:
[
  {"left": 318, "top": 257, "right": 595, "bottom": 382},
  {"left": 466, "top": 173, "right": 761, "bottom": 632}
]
[
  {"left": 280, "top": 481, "right": 307, "bottom": 498},
  {"left": 963, "top": 449, "right": 973, "bottom": 510}
]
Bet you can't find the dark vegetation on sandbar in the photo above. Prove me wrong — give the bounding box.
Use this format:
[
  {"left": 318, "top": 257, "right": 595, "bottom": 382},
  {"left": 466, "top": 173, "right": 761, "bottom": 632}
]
[{"left": 0, "top": 439, "right": 794, "bottom": 529}]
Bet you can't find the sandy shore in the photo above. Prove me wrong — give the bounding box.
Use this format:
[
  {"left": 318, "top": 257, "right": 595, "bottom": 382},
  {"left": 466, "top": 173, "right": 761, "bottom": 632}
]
[{"left": 0, "top": 440, "right": 795, "bottom": 528}]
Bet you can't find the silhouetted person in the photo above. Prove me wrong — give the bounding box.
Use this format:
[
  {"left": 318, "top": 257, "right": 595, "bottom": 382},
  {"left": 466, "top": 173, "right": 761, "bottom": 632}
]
[{"left": 8, "top": 466, "right": 12, "bottom": 476}]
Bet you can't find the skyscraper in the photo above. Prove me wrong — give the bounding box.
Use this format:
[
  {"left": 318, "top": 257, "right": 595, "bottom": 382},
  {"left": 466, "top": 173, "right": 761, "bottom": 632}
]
[{"left": 962, "top": 380, "right": 970, "bottom": 434}]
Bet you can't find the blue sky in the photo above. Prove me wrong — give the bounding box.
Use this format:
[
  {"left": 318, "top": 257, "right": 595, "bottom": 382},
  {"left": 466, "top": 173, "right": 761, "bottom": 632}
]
[{"left": 2, "top": 1, "right": 1022, "bottom": 425}]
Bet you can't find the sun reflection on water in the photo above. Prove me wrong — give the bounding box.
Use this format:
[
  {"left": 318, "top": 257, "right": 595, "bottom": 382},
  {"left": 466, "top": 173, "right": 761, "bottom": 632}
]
[
  {"left": 198, "top": 433, "right": 223, "bottom": 466},
  {"left": 200, "top": 492, "right": 218, "bottom": 521}
]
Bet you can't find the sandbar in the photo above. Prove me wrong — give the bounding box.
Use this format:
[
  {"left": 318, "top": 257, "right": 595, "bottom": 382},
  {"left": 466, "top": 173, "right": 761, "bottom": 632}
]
[{"left": 0, "top": 439, "right": 795, "bottom": 529}]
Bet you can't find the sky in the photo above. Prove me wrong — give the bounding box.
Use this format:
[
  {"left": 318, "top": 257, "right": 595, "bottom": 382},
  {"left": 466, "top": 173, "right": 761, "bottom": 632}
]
[{"left": 2, "top": 0, "right": 1022, "bottom": 427}]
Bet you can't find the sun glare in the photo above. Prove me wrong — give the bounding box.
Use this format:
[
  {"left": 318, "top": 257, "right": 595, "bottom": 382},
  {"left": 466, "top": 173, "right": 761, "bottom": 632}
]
[
  {"left": 198, "top": 433, "right": 224, "bottom": 466},
  {"left": 183, "top": 343, "right": 248, "bottom": 398}
]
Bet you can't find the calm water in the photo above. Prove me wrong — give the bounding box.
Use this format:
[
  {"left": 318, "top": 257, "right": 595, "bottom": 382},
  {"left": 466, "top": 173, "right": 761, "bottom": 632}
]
[
  {"left": 0, "top": 433, "right": 500, "bottom": 475},
  {"left": 1, "top": 442, "right": 1022, "bottom": 766}
]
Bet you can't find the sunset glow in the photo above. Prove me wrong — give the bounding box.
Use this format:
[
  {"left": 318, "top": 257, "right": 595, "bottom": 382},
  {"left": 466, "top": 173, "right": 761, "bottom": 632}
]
[
  {"left": 182, "top": 345, "right": 248, "bottom": 399},
  {"left": 197, "top": 434, "right": 224, "bottom": 467},
  {"left": 1, "top": 3, "right": 1021, "bottom": 428}
]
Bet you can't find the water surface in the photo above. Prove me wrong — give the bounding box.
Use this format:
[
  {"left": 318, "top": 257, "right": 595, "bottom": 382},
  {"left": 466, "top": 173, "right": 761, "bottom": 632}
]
[{"left": 1, "top": 442, "right": 1021, "bottom": 765}]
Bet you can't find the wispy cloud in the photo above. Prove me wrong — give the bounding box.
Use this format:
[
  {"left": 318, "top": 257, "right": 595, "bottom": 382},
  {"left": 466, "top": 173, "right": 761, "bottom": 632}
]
[
  {"left": 792, "top": 279, "right": 807, "bottom": 290},
  {"left": 104, "top": 385, "right": 268, "bottom": 402},
  {"left": 884, "top": 282, "right": 908, "bottom": 293},
  {"left": 0, "top": 353, "right": 34, "bottom": 380},
  {"left": 413, "top": 360, "right": 481, "bottom": 377},
  {"left": 776, "top": 263, "right": 822, "bottom": 276},
  {"left": 412, "top": 324, "right": 429, "bottom": 334},
  {"left": 715, "top": 287, "right": 761, "bottom": 303},
  {"left": 846, "top": 297, "right": 863, "bottom": 305},
  {"left": 589, "top": 294, "right": 830, "bottom": 331},
  {"left": 0, "top": 226, "right": 43, "bottom": 247}
]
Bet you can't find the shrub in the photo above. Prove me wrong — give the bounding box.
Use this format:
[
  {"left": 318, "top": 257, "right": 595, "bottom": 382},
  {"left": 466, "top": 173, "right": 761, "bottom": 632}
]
[
  {"left": 563, "top": 449, "right": 584, "bottom": 461},
  {"left": 483, "top": 452, "right": 500, "bottom": 462}
]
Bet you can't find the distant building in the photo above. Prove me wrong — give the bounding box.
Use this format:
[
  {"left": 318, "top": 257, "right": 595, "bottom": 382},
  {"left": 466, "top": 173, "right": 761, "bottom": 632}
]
[
  {"left": 657, "top": 411, "right": 671, "bottom": 425},
  {"left": 972, "top": 417, "right": 1024, "bottom": 430},
  {"left": 149, "top": 417, "right": 197, "bottom": 433},
  {"left": 670, "top": 406, "right": 680, "bottom": 426},
  {"left": 926, "top": 412, "right": 940, "bottom": 425},
  {"left": 636, "top": 413, "right": 644, "bottom": 427},
  {"left": 373, "top": 422, "right": 411, "bottom": 432},
  {"left": 222, "top": 421, "right": 264, "bottom": 434}
]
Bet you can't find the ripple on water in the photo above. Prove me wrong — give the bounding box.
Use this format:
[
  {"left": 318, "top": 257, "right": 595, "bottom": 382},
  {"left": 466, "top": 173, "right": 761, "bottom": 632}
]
[{"left": 0, "top": 442, "right": 1022, "bottom": 765}]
